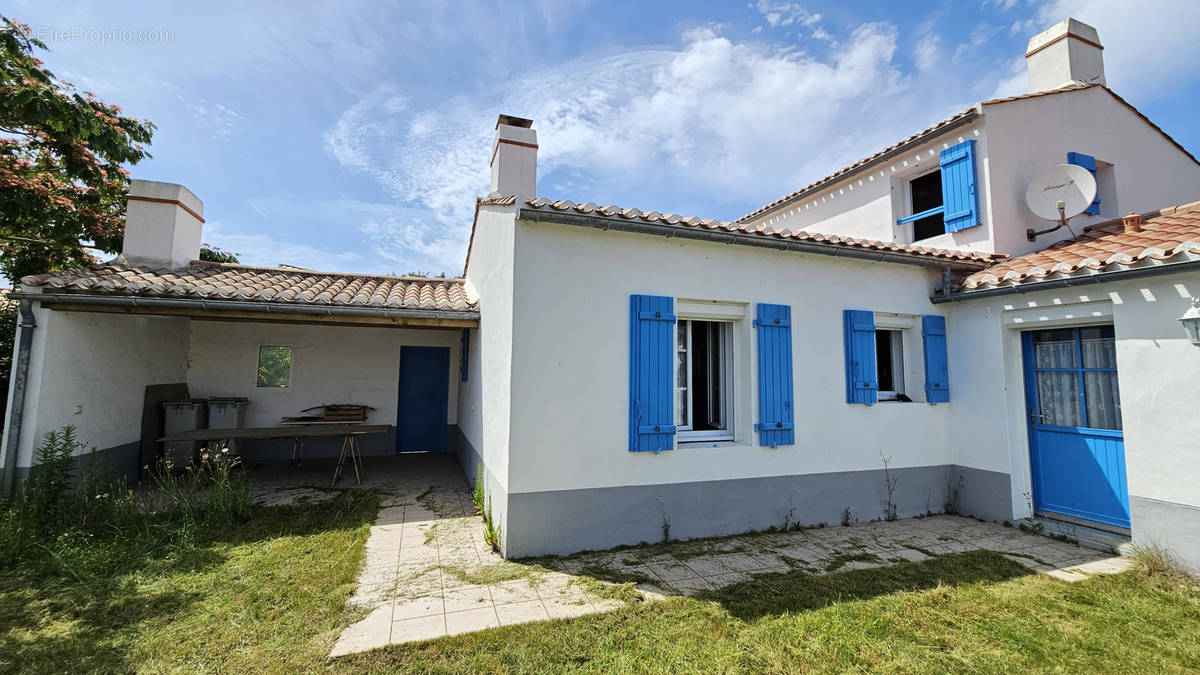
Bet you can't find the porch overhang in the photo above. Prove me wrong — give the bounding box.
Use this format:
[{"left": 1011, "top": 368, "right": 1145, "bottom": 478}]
[{"left": 10, "top": 291, "right": 480, "bottom": 329}]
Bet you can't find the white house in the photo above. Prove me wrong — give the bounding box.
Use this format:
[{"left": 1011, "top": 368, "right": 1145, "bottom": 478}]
[{"left": 4, "top": 18, "right": 1199, "bottom": 569}]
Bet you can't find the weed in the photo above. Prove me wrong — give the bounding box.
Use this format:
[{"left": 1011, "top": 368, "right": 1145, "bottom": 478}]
[
  {"left": 1131, "top": 544, "right": 1199, "bottom": 591},
  {"left": 657, "top": 496, "right": 671, "bottom": 543},
  {"left": 944, "top": 467, "right": 965, "bottom": 515},
  {"left": 424, "top": 524, "right": 438, "bottom": 546},
  {"left": 570, "top": 572, "right": 645, "bottom": 604},
  {"left": 824, "top": 551, "right": 883, "bottom": 572},
  {"left": 483, "top": 496, "right": 501, "bottom": 552},
  {"left": 881, "top": 452, "right": 899, "bottom": 522},
  {"left": 841, "top": 507, "right": 855, "bottom": 527},
  {"left": 782, "top": 494, "right": 796, "bottom": 531},
  {"left": 439, "top": 562, "right": 546, "bottom": 586},
  {"left": 472, "top": 464, "right": 485, "bottom": 515},
  {"left": 1017, "top": 521, "right": 1045, "bottom": 535}
]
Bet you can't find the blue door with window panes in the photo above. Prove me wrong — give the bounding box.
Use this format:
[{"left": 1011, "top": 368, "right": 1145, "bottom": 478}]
[{"left": 1022, "top": 326, "right": 1129, "bottom": 529}]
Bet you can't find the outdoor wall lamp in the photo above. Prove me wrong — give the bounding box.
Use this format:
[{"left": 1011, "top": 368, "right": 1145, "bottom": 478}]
[{"left": 1180, "top": 297, "right": 1200, "bottom": 346}]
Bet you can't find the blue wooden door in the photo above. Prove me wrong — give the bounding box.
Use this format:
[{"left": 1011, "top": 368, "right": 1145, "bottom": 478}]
[
  {"left": 1022, "top": 326, "right": 1129, "bottom": 529},
  {"left": 397, "top": 346, "right": 449, "bottom": 453}
]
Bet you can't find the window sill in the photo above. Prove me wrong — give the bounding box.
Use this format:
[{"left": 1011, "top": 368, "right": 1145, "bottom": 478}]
[{"left": 678, "top": 440, "right": 745, "bottom": 449}]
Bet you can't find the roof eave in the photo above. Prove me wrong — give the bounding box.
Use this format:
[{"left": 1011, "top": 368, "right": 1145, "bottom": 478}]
[
  {"left": 11, "top": 291, "right": 480, "bottom": 324},
  {"left": 736, "top": 109, "right": 982, "bottom": 224},
  {"left": 519, "top": 208, "right": 992, "bottom": 271},
  {"left": 933, "top": 258, "right": 1200, "bottom": 303}
]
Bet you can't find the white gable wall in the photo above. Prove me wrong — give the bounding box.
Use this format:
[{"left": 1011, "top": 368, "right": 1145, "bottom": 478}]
[
  {"left": 982, "top": 87, "right": 1200, "bottom": 258},
  {"left": 742, "top": 87, "right": 1200, "bottom": 264},
  {"left": 742, "top": 119, "right": 994, "bottom": 252}
]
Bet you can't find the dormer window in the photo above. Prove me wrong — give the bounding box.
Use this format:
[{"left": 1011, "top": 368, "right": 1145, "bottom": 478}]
[
  {"left": 896, "top": 139, "right": 981, "bottom": 242},
  {"left": 908, "top": 170, "right": 945, "bottom": 241}
]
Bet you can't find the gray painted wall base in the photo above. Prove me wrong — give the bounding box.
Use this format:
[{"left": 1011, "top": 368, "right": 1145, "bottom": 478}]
[
  {"left": 1132, "top": 495, "right": 1200, "bottom": 573},
  {"left": 11, "top": 440, "right": 141, "bottom": 486},
  {"left": 505, "top": 464, "right": 1014, "bottom": 558}
]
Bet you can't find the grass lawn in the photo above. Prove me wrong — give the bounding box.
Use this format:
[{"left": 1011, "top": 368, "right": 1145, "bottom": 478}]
[
  {"left": 0, "top": 489, "right": 379, "bottom": 673},
  {"left": 2, "top": 489, "right": 1198, "bottom": 673}
]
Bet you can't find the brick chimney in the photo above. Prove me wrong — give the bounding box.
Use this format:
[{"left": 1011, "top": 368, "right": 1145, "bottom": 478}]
[
  {"left": 490, "top": 114, "right": 537, "bottom": 198},
  {"left": 1025, "top": 18, "right": 1105, "bottom": 93},
  {"left": 121, "top": 179, "right": 204, "bottom": 269}
]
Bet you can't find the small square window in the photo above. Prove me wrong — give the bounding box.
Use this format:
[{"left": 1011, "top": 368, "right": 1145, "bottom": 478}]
[
  {"left": 256, "top": 346, "right": 292, "bottom": 388},
  {"left": 875, "top": 330, "right": 905, "bottom": 400}
]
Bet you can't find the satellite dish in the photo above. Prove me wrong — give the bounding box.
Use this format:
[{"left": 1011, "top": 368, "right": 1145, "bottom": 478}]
[{"left": 1025, "top": 164, "right": 1098, "bottom": 221}]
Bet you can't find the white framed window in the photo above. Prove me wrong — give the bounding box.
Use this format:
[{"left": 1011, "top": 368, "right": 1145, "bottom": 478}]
[
  {"left": 675, "top": 319, "right": 733, "bottom": 442},
  {"left": 875, "top": 329, "right": 905, "bottom": 400}
]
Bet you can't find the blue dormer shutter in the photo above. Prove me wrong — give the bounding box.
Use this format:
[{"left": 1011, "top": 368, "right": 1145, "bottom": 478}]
[
  {"left": 939, "top": 140, "right": 980, "bottom": 232},
  {"left": 1067, "top": 152, "right": 1101, "bottom": 215},
  {"left": 922, "top": 315, "right": 950, "bottom": 404},
  {"left": 460, "top": 328, "right": 470, "bottom": 381},
  {"left": 843, "top": 309, "right": 877, "bottom": 405},
  {"left": 629, "top": 294, "right": 676, "bottom": 452},
  {"left": 755, "top": 303, "right": 794, "bottom": 448}
]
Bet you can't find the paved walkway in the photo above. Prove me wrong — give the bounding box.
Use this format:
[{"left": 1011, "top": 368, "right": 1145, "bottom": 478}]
[{"left": 247, "top": 455, "right": 1132, "bottom": 658}]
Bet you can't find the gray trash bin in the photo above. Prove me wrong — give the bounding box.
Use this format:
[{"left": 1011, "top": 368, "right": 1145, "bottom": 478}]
[
  {"left": 162, "top": 399, "right": 207, "bottom": 470},
  {"left": 207, "top": 397, "right": 250, "bottom": 457}
]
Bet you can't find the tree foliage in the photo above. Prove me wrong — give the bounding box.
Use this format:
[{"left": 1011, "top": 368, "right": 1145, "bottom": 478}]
[
  {"left": 0, "top": 15, "right": 154, "bottom": 281},
  {"left": 199, "top": 243, "right": 239, "bottom": 264}
]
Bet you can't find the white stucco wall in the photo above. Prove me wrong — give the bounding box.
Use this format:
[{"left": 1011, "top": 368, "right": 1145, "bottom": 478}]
[
  {"left": 743, "top": 120, "right": 993, "bottom": 252},
  {"left": 945, "top": 271, "right": 1200, "bottom": 522},
  {"left": 506, "top": 218, "right": 955, "bottom": 495},
  {"left": 186, "top": 320, "right": 461, "bottom": 430},
  {"left": 982, "top": 86, "right": 1200, "bottom": 259},
  {"left": 12, "top": 307, "right": 190, "bottom": 466}
]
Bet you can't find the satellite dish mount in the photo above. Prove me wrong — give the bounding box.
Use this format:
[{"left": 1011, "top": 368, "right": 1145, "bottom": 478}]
[{"left": 1024, "top": 164, "right": 1098, "bottom": 242}]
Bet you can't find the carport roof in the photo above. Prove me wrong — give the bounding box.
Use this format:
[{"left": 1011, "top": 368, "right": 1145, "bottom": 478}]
[{"left": 19, "top": 261, "right": 477, "bottom": 314}]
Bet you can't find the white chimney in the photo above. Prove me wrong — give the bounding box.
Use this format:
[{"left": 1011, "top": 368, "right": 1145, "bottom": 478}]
[
  {"left": 1026, "top": 18, "right": 1105, "bottom": 93},
  {"left": 490, "top": 114, "right": 537, "bottom": 198},
  {"left": 121, "top": 179, "right": 204, "bottom": 269}
]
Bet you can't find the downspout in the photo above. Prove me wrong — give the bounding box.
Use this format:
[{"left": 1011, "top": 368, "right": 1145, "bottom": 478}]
[{"left": 1, "top": 300, "right": 36, "bottom": 496}]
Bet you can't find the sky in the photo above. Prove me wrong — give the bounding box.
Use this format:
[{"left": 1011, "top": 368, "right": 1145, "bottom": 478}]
[{"left": 10, "top": 0, "right": 1200, "bottom": 277}]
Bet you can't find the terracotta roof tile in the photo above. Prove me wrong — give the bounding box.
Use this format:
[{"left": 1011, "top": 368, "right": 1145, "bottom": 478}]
[
  {"left": 20, "top": 261, "right": 476, "bottom": 313},
  {"left": 960, "top": 201, "right": 1200, "bottom": 291},
  {"left": 521, "top": 197, "right": 1001, "bottom": 266}
]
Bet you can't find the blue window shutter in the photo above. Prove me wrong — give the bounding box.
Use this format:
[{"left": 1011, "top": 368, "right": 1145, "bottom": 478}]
[
  {"left": 755, "top": 303, "right": 794, "bottom": 447},
  {"left": 460, "top": 328, "right": 470, "bottom": 381},
  {"left": 843, "top": 309, "right": 877, "bottom": 405},
  {"left": 922, "top": 315, "right": 950, "bottom": 404},
  {"left": 629, "top": 294, "right": 676, "bottom": 452},
  {"left": 939, "top": 140, "right": 980, "bottom": 232},
  {"left": 1067, "top": 152, "right": 1101, "bottom": 215}
]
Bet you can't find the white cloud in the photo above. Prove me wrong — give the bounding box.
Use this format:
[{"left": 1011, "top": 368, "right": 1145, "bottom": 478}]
[
  {"left": 323, "top": 23, "right": 908, "bottom": 272},
  {"left": 914, "top": 33, "right": 941, "bottom": 71},
  {"left": 1032, "top": 0, "right": 1200, "bottom": 98},
  {"left": 202, "top": 222, "right": 364, "bottom": 272},
  {"left": 754, "top": 0, "right": 822, "bottom": 28},
  {"left": 180, "top": 97, "right": 244, "bottom": 141}
]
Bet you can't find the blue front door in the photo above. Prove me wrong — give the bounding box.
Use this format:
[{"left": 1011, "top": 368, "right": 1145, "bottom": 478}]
[
  {"left": 1022, "top": 326, "right": 1130, "bottom": 529},
  {"left": 397, "top": 346, "right": 449, "bottom": 453}
]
